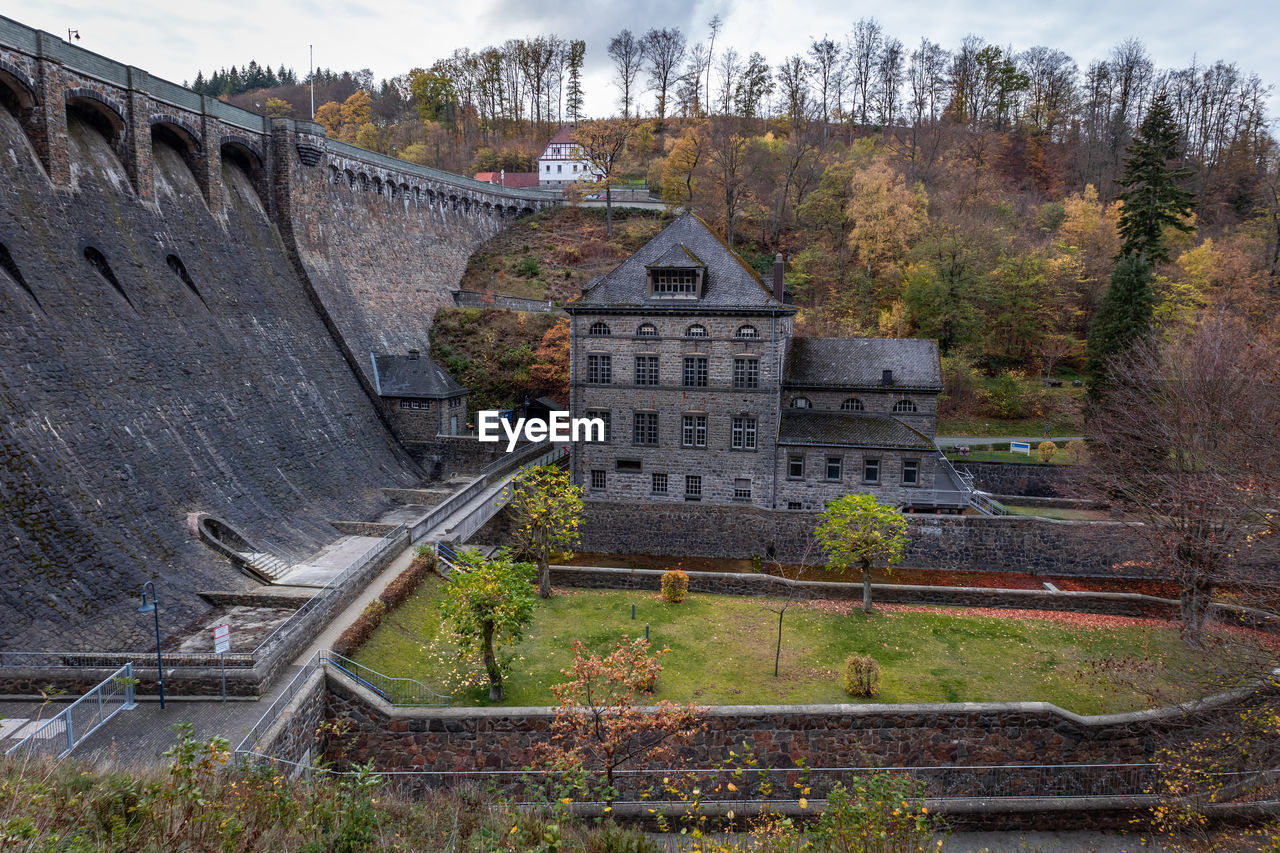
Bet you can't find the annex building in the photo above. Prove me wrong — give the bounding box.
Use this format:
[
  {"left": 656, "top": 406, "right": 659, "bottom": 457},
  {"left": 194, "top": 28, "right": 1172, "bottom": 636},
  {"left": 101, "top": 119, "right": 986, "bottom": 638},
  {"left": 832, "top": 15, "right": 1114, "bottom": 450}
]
[{"left": 566, "top": 214, "right": 964, "bottom": 512}]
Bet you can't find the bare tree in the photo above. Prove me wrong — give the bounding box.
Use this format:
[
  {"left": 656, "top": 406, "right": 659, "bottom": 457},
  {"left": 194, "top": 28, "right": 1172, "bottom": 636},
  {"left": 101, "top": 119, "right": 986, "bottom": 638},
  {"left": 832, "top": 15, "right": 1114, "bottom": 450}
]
[
  {"left": 848, "top": 17, "right": 883, "bottom": 129},
  {"left": 807, "top": 36, "right": 845, "bottom": 144},
  {"left": 775, "top": 54, "right": 811, "bottom": 131},
  {"left": 640, "top": 27, "right": 687, "bottom": 131},
  {"left": 1086, "top": 314, "right": 1280, "bottom": 646},
  {"left": 875, "top": 36, "right": 905, "bottom": 126},
  {"left": 704, "top": 14, "right": 722, "bottom": 113},
  {"left": 573, "top": 118, "right": 638, "bottom": 237},
  {"left": 608, "top": 29, "right": 644, "bottom": 118},
  {"left": 715, "top": 47, "right": 741, "bottom": 116}
]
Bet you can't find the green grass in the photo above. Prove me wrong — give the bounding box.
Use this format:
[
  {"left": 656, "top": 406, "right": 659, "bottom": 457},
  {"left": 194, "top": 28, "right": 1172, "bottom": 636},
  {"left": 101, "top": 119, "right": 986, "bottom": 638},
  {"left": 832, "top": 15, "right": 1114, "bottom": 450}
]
[
  {"left": 353, "top": 579, "right": 1241, "bottom": 716},
  {"left": 945, "top": 449, "right": 1074, "bottom": 464},
  {"left": 1003, "top": 504, "right": 1110, "bottom": 521}
]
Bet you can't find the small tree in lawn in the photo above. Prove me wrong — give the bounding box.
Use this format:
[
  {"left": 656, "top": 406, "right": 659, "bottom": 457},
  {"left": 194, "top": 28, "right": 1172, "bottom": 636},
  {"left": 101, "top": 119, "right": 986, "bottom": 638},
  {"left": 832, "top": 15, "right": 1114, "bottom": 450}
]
[
  {"left": 572, "top": 118, "right": 638, "bottom": 237},
  {"left": 815, "top": 494, "right": 909, "bottom": 613},
  {"left": 540, "top": 637, "right": 705, "bottom": 803},
  {"left": 438, "top": 550, "right": 537, "bottom": 701},
  {"left": 504, "top": 464, "right": 584, "bottom": 599}
]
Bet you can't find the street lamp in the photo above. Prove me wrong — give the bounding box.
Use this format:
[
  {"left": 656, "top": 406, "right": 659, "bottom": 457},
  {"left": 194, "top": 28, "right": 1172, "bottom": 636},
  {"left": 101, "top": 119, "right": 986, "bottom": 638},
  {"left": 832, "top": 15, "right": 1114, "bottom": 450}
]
[
  {"left": 136, "top": 581, "right": 165, "bottom": 709},
  {"left": 67, "top": 29, "right": 80, "bottom": 42}
]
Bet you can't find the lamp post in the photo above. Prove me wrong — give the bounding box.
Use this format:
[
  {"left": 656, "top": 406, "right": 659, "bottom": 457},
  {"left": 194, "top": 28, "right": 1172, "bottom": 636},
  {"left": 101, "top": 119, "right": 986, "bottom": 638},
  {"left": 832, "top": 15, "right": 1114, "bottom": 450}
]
[
  {"left": 137, "top": 581, "right": 165, "bottom": 709},
  {"left": 67, "top": 29, "right": 80, "bottom": 42}
]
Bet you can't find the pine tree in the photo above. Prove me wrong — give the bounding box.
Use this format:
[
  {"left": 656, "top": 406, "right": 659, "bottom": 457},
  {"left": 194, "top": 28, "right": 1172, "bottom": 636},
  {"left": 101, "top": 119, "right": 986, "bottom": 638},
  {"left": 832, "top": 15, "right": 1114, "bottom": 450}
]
[
  {"left": 565, "top": 40, "right": 586, "bottom": 123},
  {"left": 1085, "top": 252, "right": 1154, "bottom": 394},
  {"left": 1115, "top": 91, "right": 1195, "bottom": 263}
]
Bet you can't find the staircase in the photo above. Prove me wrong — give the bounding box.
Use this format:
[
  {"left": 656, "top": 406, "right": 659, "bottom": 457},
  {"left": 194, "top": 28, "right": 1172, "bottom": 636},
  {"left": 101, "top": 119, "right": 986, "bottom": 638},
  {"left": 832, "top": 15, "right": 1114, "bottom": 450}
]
[{"left": 243, "top": 551, "right": 290, "bottom": 581}]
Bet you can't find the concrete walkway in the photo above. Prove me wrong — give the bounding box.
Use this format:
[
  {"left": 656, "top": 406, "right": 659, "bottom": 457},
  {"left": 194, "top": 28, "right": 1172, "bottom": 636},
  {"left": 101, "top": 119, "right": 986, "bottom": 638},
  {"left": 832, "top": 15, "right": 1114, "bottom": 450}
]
[{"left": 936, "top": 435, "right": 1083, "bottom": 448}]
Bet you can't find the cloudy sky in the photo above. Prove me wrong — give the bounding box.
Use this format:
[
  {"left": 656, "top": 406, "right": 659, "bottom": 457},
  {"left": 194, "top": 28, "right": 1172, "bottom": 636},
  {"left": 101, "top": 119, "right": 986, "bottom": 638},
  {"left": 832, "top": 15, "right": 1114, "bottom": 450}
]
[{"left": 8, "top": 0, "right": 1278, "bottom": 118}]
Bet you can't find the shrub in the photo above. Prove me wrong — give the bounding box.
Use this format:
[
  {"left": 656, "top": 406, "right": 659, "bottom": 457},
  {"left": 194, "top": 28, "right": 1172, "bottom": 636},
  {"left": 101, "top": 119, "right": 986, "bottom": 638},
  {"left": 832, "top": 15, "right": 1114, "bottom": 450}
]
[
  {"left": 1037, "top": 440, "right": 1058, "bottom": 464},
  {"left": 979, "top": 371, "right": 1030, "bottom": 419},
  {"left": 515, "top": 256, "right": 541, "bottom": 277},
  {"left": 844, "top": 654, "right": 881, "bottom": 697},
  {"left": 1064, "top": 439, "right": 1090, "bottom": 465},
  {"left": 660, "top": 569, "right": 689, "bottom": 603},
  {"left": 331, "top": 549, "right": 435, "bottom": 656}
]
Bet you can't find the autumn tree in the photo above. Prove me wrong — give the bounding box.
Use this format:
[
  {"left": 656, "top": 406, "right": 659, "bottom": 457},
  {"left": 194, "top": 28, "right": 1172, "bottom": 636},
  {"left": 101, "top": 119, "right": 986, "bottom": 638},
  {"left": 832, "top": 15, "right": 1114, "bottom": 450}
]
[
  {"left": 572, "top": 119, "right": 638, "bottom": 237},
  {"left": 639, "top": 27, "right": 686, "bottom": 131},
  {"left": 1115, "top": 91, "right": 1196, "bottom": 263},
  {"left": 439, "top": 550, "right": 538, "bottom": 701},
  {"left": 529, "top": 317, "right": 569, "bottom": 401},
  {"left": 815, "top": 494, "right": 909, "bottom": 613},
  {"left": 845, "top": 159, "right": 929, "bottom": 277},
  {"left": 263, "top": 97, "right": 293, "bottom": 118},
  {"left": 1086, "top": 314, "right": 1280, "bottom": 645},
  {"left": 503, "top": 464, "right": 584, "bottom": 598},
  {"left": 541, "top": 638, "right": 705, "bottom": 801},
  {"left": 660, "top": 122, "right": 708, "bottom": 205}
]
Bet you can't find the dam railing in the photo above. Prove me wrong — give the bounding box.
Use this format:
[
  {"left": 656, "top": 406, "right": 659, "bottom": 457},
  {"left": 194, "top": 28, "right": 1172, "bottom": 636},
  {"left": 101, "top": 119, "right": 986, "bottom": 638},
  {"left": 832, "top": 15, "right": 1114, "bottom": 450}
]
[{"left": 4, "top": 663, "right": 137, "bottom": 761}]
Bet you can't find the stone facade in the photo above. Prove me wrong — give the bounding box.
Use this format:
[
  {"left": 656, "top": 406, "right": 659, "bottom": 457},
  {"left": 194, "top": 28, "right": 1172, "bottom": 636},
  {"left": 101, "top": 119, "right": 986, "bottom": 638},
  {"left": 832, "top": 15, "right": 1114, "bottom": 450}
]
[
  {"left": 958, "top": 460, "right": 1083, "bottom": 498},
  {"left": 772, "top": 448, "right": 941, "bottom": 510}
]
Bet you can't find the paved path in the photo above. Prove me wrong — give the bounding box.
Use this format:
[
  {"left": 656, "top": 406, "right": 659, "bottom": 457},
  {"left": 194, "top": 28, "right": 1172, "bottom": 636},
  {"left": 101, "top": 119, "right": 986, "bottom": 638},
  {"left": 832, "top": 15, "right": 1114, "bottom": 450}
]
[{"left": 935, "top": 434, "right": 1083, "bottom": 448}]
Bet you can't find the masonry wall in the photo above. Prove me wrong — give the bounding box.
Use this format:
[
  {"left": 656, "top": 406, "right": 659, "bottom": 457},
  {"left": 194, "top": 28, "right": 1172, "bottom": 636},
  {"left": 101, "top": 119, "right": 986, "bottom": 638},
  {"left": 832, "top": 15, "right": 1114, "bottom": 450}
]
[
  {"left": 959, "top": 461, "right": 1082, "bottom": 498},
  {"left": 772, "top": 449, "right": 940, "bottom": 510},
  {"left": 0, "top": 108, "right": 423, "bottom": 649},
  {"left": 477, "top": 501, "right": 1143, "bottom": 575}
]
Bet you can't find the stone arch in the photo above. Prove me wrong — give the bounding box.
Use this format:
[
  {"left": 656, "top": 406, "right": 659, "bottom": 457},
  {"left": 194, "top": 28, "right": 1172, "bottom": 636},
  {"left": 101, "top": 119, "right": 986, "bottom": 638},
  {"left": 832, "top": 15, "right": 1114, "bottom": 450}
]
[
  {"left": 505, "top": 205, "right": 518, "bottom": 217},
  {"left": 150, "top": 115, "right": 206, "bottom": 199},
  {"left": 411, "top": 186, "right": 421, "bottom": 203},
  {"left": 373, "top": 176, "right": 384, "bottom": 195},
  {"left": 448, "top": 193, "right": 459, "bottom": 212},
  {"left": 328, "top": 164, "right": 341, "bottom": 184},
  {"left": 519, "top": 206, "right": 534, "bottom": 217},
  {"left": 399, "top": 182, "right": 410, "bottom": 200},
  {"left": 357, "top": 172, "right": 370, "bottom": 191},
  {"left": 64, "top": 88, "right": 128, "bottom": 172},
  {"left": 344, "top": 168, "right": 356, "bottom": 188},
  {"left": 0, "top": 61, "right": 40, "bottom": 163},
  {"left": 221, "top": 137, "right": 269, "bottom": 208}
]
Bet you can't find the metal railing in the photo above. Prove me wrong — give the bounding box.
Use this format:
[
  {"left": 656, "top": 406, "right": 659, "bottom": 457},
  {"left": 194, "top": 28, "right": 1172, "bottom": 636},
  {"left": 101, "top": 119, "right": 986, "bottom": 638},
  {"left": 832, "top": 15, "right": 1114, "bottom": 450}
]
[
  {"left": 235, "top": 651, "right": 324, "bottom": 757},
  {"left": 0, "top": 525, "right": 407, "bottom": 673},
  {"left": 434, "top": 541, "right": 462, "bottom": 573},
  {"left": 4, "top": 664, "right": 136, "bottom": 761},
  {"left": 322, "top": 651, "right": 451, "bottom": 707}
]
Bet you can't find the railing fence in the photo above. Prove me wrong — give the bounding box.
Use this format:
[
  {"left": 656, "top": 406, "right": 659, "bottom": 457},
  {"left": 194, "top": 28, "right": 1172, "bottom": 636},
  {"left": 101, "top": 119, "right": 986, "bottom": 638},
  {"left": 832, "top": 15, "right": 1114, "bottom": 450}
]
[{"left": 4, "top": 664, "right": 136, "bottom": 761}]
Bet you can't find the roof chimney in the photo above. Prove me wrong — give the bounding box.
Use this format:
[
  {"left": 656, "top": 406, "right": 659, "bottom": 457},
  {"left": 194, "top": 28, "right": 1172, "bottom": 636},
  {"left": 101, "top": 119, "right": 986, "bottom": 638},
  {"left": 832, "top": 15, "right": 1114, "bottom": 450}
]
[
  {"left": 408, "top": 348, "right": 420, "bottom": 360},
  {"left": 772, "top": 253, "right": 784, "bottom": 303},
  {"left": 881, "top": 369, "right": 894, "bottom": 386}
]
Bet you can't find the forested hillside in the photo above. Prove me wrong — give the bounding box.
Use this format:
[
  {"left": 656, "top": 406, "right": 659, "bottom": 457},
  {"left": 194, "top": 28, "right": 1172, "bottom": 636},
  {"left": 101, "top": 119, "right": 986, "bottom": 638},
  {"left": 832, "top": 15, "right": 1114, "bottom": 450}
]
[{"left": 191, "top": 18, "right": 1279, "bottom": 382}]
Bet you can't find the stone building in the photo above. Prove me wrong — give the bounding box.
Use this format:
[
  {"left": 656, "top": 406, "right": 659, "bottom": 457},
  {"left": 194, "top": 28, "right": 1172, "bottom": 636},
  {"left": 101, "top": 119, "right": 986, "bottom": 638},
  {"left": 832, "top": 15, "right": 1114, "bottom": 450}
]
[
  {"left": 566, "top": 214, "right": 963, "bottom": 512},
  {"left": 371, "top": 350, "right": 468, "bottom": 442}
]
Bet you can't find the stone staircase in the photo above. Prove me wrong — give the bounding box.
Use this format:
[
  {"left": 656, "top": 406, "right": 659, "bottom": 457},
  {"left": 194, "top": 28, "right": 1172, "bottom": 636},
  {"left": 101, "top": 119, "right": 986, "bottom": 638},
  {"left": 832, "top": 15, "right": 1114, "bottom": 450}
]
[{"left": 244, "top": 551, "right": 290, "bottom": 582}]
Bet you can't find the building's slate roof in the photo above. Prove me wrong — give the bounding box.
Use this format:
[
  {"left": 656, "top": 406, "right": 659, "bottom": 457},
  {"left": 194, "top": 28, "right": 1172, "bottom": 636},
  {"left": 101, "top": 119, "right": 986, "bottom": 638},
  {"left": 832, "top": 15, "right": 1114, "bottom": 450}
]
[
  {"left": 573, "top": 214, "right": 788, "bottom": 310},
  {"left": 648, "top": 243, "right": 703, "bottom": 268},
  {"left": 784, "top": 338, "right": 942, "bottom": 390},
  {"left": 370, "top": 353, "right": 467, "bottom": 399},
  {"left": 777, "top": 412, "right": 936, "bottom": 450}
]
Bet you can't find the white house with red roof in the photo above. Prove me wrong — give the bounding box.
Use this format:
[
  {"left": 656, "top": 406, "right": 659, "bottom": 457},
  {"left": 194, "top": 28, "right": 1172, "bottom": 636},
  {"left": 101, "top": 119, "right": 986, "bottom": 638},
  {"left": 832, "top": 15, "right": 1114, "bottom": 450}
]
[{"left": 538, "top": 127, "right": 604, "bottom": 190}]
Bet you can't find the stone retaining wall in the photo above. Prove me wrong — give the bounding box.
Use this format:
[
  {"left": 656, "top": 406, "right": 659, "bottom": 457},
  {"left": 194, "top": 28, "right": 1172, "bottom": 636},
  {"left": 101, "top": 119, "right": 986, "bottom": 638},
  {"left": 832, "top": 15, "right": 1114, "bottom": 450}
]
[
  {"left": 477, "top": 502, "right": 1146, "bottom": 577},
  {"left": 958, "top": 461, "right": 1082, "bottom": 498}
]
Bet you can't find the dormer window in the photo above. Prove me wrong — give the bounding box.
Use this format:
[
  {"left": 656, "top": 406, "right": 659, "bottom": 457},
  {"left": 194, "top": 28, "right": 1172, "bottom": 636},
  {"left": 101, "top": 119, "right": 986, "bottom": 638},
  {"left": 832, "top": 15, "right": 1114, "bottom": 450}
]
[
  {"left": 588, "top": 321, "right": 611, "bottom": 336},
  {"left": 650, "top": 268, "right": 700, "bottom": 296}
]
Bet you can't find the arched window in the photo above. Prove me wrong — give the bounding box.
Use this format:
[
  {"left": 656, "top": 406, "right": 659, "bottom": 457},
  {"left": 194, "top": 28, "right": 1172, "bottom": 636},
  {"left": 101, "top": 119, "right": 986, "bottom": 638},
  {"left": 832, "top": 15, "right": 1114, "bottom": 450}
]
[
  {"left": 588, "top": 321, "right": 611, "bottom": 336},
  {"left": 733, "top": 324, "right": 759, "bottom": 339},
  {"left": 684, "top": 324, "right": 708, "bottom": 338},
  {"left": 636, "top": 322, "right": 658, "bottom": 337},
  {"left": 892, "top": 398, "right": 918, "bottom": 413},
  {"left": 841, "top": 397, "right": 865, "bottom": 411},
  {"left": 790, "top": 397, "right": 811, "bottom": 408}
]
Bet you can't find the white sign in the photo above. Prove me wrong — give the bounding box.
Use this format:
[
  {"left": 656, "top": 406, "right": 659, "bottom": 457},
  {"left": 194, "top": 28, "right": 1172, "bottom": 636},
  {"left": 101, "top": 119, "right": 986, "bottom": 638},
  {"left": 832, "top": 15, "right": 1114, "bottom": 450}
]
[
  {"left": 1010, "top": 442, "right": 1031, "bottom": 455},
  {"left": 213, "top": 623, "right": 231, "bottom": 654}
]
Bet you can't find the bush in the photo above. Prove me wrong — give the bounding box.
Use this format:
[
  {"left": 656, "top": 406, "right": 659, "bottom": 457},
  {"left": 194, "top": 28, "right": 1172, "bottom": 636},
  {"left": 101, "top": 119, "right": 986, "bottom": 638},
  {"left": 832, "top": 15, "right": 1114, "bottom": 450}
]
[
  {"left": 1064, "top": 439, "right": 1090, "bottom": 465},
  {"left": 1036, "top": 440, "right": 1058, "bottom": 464},
  {"left": 980, "top": 371, "right": 1029, "bottom": 419},
  {"left": 660, "top": 569, "right": 689, "bottom": 603},
  {"left": 844, "top": 655, "right": 881, "bottom": 697},
  {"left": 515, "top": 257, "right": 541, "bottom": 277}
]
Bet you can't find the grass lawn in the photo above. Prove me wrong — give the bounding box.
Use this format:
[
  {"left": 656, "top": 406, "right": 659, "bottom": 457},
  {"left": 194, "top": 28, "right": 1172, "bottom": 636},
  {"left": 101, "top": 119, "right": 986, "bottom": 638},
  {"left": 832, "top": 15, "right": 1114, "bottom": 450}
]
[
  {"left": 352, "top": 578, "right": 1250, "bottom": 715},
  {"left": 944, "top": 448, "right": 1077, "bottom": 464},
  {"left": 1003, "top": 504, "right": 1111, "bottom": 521}
]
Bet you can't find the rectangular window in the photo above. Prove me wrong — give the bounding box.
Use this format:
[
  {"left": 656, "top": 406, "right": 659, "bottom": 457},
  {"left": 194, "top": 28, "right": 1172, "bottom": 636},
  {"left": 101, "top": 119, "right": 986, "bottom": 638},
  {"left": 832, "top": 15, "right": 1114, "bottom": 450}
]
[
  {"left": 590, "top": 469, "right": 606, "bottom": 490},
  {"left": 634, "top": 355, "right": 660, "bottom": 386},
  {"left": 684, "top": 474, "right": 702, "bottom": 499},
  {"left": 586, "top": 409, "right": 611, "bottom": 443},
  {"left": 651, "top": 269, "right": 698, "bottom": 294},
  {"left": 399, "top": 399, "right": 410, "bottom": 410},
  {"left": 788, "top": 455, "right": 805, "bottom": 478},
  {"left": 732, "top": 358, "right": 759, "bottom": 389},
  {"left": 733, "top": 478, "right": 752, "bottom": 500},
  {"left": 587, "top": 354, "right": 612, "bottom": 384},
  {"left": 681, "top": 414, "right": 707, "bottom": 447},
  {"left": 787, "top": 501, "right": 803, "bottom": 510},
  {"left": 651, "top": 473, "right": 668, "bottom": 494},
  {"left": 826, "top": 457, "right": 843, "bottom": 481},
  {"left": 863, "top": 458, "right": 881, "bottom": 484},
  {"left": 731, "top": 417, "right": 757, "bottom": 450},
  {"left": 683, "top": 356, "right": 708, "bottom": 387},
  {"left": 902, "top": 459, "right": 920, "bottom": 485},
  {"left": 633, "top": 412, "right": 659, "bottom": 445}
]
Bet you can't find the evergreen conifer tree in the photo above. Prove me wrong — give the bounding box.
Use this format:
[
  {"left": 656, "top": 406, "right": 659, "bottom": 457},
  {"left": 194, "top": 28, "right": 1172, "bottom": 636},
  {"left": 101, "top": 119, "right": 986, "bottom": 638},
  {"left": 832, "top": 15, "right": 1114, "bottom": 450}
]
[
  {"left": 1086, "top": 252, "right": 1154, "bottom": 394},
  {"left": 1115, "top": 91, "right": 1195, "bottom": 263}
]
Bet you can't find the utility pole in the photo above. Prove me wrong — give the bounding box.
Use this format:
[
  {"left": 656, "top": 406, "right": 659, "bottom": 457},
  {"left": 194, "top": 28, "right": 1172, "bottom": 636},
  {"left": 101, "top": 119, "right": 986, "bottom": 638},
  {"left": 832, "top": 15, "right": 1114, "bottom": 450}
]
[{"left": 309, "top": 44, "right": 315, "bottom": 120}]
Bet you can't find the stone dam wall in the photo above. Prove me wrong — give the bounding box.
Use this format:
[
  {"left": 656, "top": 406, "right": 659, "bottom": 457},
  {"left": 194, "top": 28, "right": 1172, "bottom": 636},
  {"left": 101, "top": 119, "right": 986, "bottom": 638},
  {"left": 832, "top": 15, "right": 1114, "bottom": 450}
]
[{"left": 0, "top": 18, "right": 553, "bottom": 650}]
